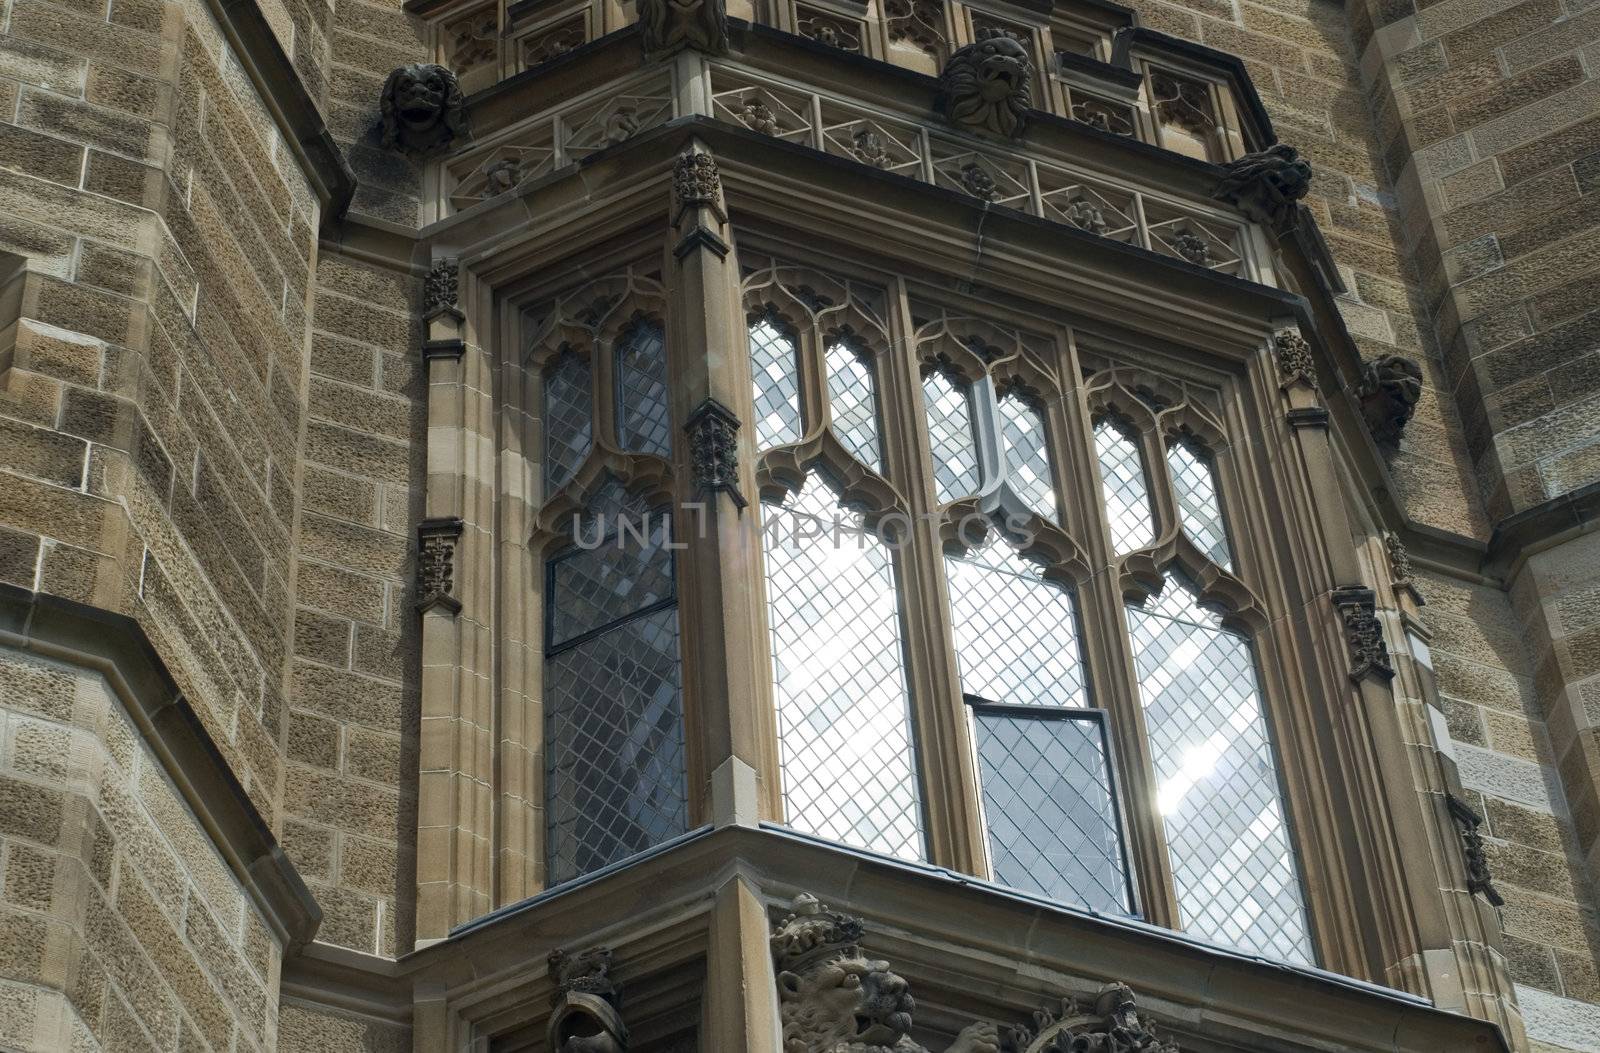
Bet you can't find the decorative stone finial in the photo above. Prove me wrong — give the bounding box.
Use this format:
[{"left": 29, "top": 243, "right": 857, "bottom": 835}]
[
  {"left": 638, "top": 0, "right": 728, "bottom": 57},
  {"left": 548, "top": 947, "right": 628, "bottom": 1053},
  {"left": 1212, "top": 143, "right": 1312, "bottom": 229},
  {"left": 1008, "top": 981, "right": 1180, "bottom": 1053},
  {"left": 423, "top": 258, "right": 459, "bottom": 320},
  {"left": 379, "top": 63, "right": 467, "bottom": 155},
  {"left": 771, "top": 894, "right": 1000, "bottom": 1053},
  {"left": 1357, "top": 353, "right": 1423, "bottom": 448},
  {"left": 940, "top": 28, "right": 1035, "bottom": 139},
  {"left": 416, "top": 517, "right": 464, "bottom": 616}
]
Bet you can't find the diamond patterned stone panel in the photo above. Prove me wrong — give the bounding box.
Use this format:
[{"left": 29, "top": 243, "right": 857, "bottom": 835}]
[
  {"left": 1093, "top": 419, "right": 1153, "bottom": 552},
  {"left": 923, "top": 369, "right": 980, "bottom": 503},
  {"left": 616, "top": 322, "right": 671, "bottom": 456},
  {"left": 762, "top": 473, "right": 925, "bottom": 861},
  {"left": 750, "top": 318, "right": 803, "bottom": 450},
  {"left": 549, "top": 480, "right": 675, "bottom": 647},
  {"left": 544, "top": 350, "right": 592, "bottom": 494},
  {"left": 546, "top": 606, "right": 688, "bottom": 885},
  {"left": 945, "top": 540, "right": 1087, "bottom": 709},
  {"left": 825, "top": 339, "right": 882, "bottom": 470},
  {"left": 1126, "top": 574, "right": 1313, "bottom": 963},
  {"left": 1167, "top": 440, "right": 1231, "bottom": 569},
  {"left": 999, "top": 393, "right": 1057, "bottom": 522},
  {"left": 974, "top": 710, "right": 1131, "bottom": 914}
]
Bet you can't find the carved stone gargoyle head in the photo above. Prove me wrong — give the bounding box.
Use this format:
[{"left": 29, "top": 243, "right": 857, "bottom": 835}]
[
  {"left": 379, "top": 63, "right": 467, "bottom": 156},
  {"left": 770, "top": 894, "right": 1000, "bottom": 1053},
  {"left": 638, "top": 0, "right": 728, "bottom": 57},
  {"left": 548, "top": 947, "right": 628, "bottom": 1053},
  {"left": 1212, "top": 143, "right": 1313, "bottom": 229},
  {"left": 940, "top": 28, "right": 1035, "bottom": 139},
  {"left": 1356, "top": 353, "right": 1423, "bottom": 448}
]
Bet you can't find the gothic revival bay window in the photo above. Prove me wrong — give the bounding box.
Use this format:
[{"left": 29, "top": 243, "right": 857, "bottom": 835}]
[
  {"left": 736, "top": 254, "right": 1313, "bottom": 963},
  {"left": 534, "top": 274, "right": 688, "bottom": 885}
]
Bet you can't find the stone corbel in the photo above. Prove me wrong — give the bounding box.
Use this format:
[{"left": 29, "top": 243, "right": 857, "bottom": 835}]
[
  {"left": 1330, "top": 584, "right": 1393, "bottom": 683},
  {"left": 548, "top": 947, "right": 629, "bottom": 1053},
  {"left": 416, "top": 516, "right": 464, "bottom": 615}
]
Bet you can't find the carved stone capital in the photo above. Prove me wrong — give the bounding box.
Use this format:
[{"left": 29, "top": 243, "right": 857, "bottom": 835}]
[
  {"left": 1447, "top": 793, "right": 1505, "bottom": 907},
  {"left": 940, "top": 28, "right": 1035, "bottom": 139},
  {"left": 380, "top": 64, "right": 467, "bottom": 155},
  {"left": 423, "top": 257, "right": 460, "bottom": 320},
  {"left": 416, "top": 516, "right": 464, "bottom": 615},
  {"left": 638, "top": 0, "right": 728, "bottom": 56},
  {"left": 1272, "top": 328, "right": 1317, "bottom": 391},
  {"left": 686, "top": 397, "right": 748, "bottom": 510},
  {"left": 1356, "top": 354, "right": 1422, "bottom": 448},
  {"left": 548, "top": 947, "right": 629, "bottom": 1053},
  {"left": 1330, "top": 585, "right": 1392, "bottom": 683},
  {"left": 1212, "top": 143, "right": 1312, "bottom": 229}
]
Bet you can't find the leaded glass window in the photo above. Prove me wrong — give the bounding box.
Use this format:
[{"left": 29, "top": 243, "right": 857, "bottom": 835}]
[
  {"left": 1126, "top": 573, "right": 1311, "bottom": 962},
  {"left": 1167, "top": 439, "right": 1231, "bottom": 569},
  {"left": 923, "top": 368, "right": 980, "bottom": 502},
  {"left": 825, "top": 338, "right": 882, "bottom": 470},
  {"left": 750, "top": 316, "right": 803, "bottom": 449},
  {"left": 762, "top": 472, "right": 924, "bottom": 861},
  {"left": 545, "top": 480, "right": 688, "bottom": 885},
  {"left": 1093, "top": 418, "right": 1154, "bottom": 552},
  {"left": 998, "top": 393, "right": 1057, "bottom": 522},
  {"left": 946, "top": 539, "right": 1131, "bottom": 913},
  {"left": 616, "top": 321, "right": 671, "bottom": 456},
  {"left": 544, "top": 349, "right": 592, "bottom": 493}
]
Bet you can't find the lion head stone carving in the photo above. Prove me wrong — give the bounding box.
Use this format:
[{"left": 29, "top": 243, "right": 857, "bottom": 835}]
[
  {"left": 638, "top": 0, "right": 728, "bottom": 56},
  {"left": 1212, "top": 143, "right": 1313, "bottom": 228},
  {"left": 379, "top": 63, "right": 467, "bottom": 156},
  {"left": 1357, "top": 353, "right": 1423, "bottom": 448},
  {"left": 940, "top": 28, "right": 1035, "bottom": 139}
]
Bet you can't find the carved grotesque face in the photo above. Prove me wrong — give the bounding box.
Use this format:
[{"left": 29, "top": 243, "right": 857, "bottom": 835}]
[
  {"left": 969, "top": 34, "right": 1031, "bottom": 102},
  {"left": 940, "top": 30, "right": 1035, "bottom": 138},
  {"left": 778, "top": 956, "right": 916, "bottom": 1052},
  {"left": 380, "top": 63, "right": 465, "bottom": 154}
]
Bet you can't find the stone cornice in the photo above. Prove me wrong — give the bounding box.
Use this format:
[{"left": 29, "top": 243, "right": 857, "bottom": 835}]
[
  {"left": 210, "top": 0, "right": 355, "bottom": 224},
  {"left": 0, "top": 584, "right": 322, "bottom": 951}
]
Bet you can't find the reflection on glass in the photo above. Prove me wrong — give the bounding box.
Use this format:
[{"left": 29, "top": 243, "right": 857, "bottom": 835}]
[
  {"left": 923, "top": 369, "right": 980, "bottom": 503},
  {"left": 545, "top": 481, "right": 686, "bottom": 884},
  {"left": 1093, "top": 419, "right": 1154, "bottom": 552},
  {"left": 544, "top": 349, "right": 592, "bottom": 493},
  {"left": 762, "top": 472, "right": 924, "bottom": 861},
  {"left": 750, "top": 318, "right": 803, "bottom": 450},
  {"left": 999, "top": 393, "right": 1057, "bottom": 522},
  {"left": 1167, "top": 440, "right": 1231, "bottom": 569},
  {"left": 1126, "top": 572, "right": 1312, "bottom": 963},
  {"left": 825, "top": 339, "right": 882, "bottom": 470},
  {"left": 616, "top": 322, "right": 671, "bottom": 456}
]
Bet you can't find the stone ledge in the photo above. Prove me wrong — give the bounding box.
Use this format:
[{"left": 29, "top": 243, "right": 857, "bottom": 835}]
[{"left": 0, "top": 583, "right": 322, "bottom": 951}]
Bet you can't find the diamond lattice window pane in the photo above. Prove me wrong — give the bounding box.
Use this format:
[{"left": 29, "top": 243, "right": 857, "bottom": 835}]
[
  {"left": 825, "top": 340, "right": 882, "bottom": 471},
  {"left": 1094, "top": 419, "right": 1154, "bottom": 552},
  {"left": 974, "top": 711, "right": 1131, "bottom": 913},
  {"left": 1167, "top": 440, "right": 1231, "bottom": 569},
  {"left": 546, "top": 606, "right": 687, "bottom": 884},
  {"left": 1126, "top": 573, "right": 1313, "bottom": 963},
  {"left": 750, "top": 318, "right": 803, "bottom": 450},
  {"left": 549, "top": 480, "right": 675, "bottom": 647},
  {"left": 946, "top": 539, "right": 1087, "bottom": 709},
  {"left": 923, "top": 370, "right": 980, "bottom": 503},
  {"left": 999, "top": 393, "right": 1058, "bottom": 522},
  {"left": 544, "top": 350, "right": 592, "bottom": 494},
  {"left": 762, "top": 473, "right": 924, "bottom": 861},
  {"left": 616, "top": 322, "right": 671, "bottom": 456}
]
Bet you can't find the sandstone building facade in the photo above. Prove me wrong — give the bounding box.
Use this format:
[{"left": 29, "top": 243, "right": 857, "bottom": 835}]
[{"left": 0, "top": 0, "right": 1598, "bottom": 1045}]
